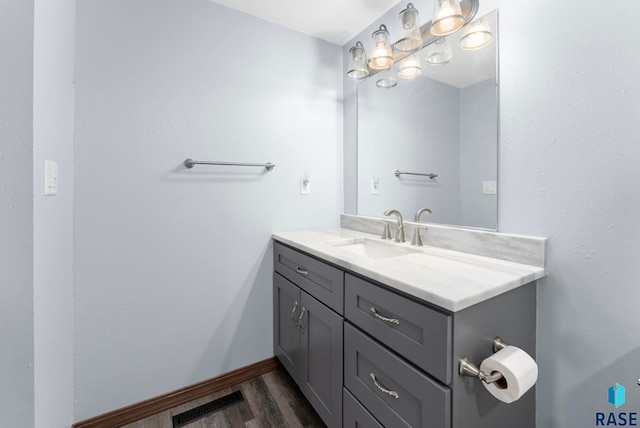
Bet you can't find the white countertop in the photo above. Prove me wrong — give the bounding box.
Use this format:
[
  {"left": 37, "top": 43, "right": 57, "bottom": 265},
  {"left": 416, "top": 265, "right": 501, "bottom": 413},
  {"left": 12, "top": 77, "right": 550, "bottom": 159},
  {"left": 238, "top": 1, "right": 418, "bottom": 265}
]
[{"left": 272, "top": 228, "right": 546, "bottom": 312}]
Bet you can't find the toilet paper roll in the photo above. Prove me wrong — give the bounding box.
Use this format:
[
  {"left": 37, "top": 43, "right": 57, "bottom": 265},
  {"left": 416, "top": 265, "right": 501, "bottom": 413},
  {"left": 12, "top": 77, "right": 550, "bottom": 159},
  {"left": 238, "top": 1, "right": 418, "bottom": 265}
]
[{"left": 479, "top": 345, "right": 538, "bottom": 404}]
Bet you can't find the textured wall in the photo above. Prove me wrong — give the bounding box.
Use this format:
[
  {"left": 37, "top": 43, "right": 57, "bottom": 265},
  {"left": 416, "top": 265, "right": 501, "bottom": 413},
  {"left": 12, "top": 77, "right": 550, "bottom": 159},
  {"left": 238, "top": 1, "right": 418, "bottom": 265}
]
[
  {"left": 33, "top": 0, "right": 76, "bottom": 426},
  {"left": 483, "top": 1, "right": 640, "bottom": 426},
  {"left": 0, "top": 0, "right": 35, "bottom": 426},
  {"left": 73, "top": 0, "right": 341, "bottom": 420},
  {"left": 345, "top": 1, "right": 640, "bottom": 426}
]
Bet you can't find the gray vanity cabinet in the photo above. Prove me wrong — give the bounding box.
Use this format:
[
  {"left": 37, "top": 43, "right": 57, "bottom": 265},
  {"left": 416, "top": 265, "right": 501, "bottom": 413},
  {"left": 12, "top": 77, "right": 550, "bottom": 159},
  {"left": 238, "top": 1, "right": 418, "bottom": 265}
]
[
  {"left": 273, "top": 243, "right": 344, "bottom": 428},
  {"left": 274, "top": 240, "right": 536, "bottom": 428}
]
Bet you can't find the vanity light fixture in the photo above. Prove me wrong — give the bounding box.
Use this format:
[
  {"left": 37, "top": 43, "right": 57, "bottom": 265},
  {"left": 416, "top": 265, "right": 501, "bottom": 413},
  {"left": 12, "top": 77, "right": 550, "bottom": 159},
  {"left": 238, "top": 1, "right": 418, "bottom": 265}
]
[
  {"left": 369, "top": 25, "right": 394, "bottom": 69},
  {"left": 345, "top": 0, "right": 480, "bottom": 80},
  {"left": 395, "top": 3, "right": 422, "bottom": 52},
  {"left": 430, "top": 0, "right": 465, "bottom": 36},
  {"left": 426, "top": 37, "right": 453, "bottom": 65},
  {"left": 347, "top": 41, "right": 370, "bottom": 80},
  {"left": 397, "top": 54, "right": 422, "bottom": 79},
  {"left": 459, "top": 17, "right": 492, "bottom": 50}
]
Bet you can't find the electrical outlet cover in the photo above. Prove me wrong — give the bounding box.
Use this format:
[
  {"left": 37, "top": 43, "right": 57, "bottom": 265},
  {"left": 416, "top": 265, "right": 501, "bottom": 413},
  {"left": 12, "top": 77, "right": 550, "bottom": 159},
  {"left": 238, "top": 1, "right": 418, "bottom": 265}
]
[{"left": 300, "top": 178, "right": 311, "bottom": 195}]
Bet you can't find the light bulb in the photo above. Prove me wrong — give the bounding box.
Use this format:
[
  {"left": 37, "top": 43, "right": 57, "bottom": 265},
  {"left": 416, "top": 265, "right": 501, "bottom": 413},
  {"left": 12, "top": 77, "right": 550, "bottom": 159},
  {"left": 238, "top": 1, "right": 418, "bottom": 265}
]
[
  {"left": 459, "top": 19, "right": 493, "bottom": 50},
  {"left": 398, "top": 54, "right": 422, "bottom": 79},
  {"left": 431, "top": 0, "right": 464, "bottom": 36},
  {"left": 369, "top": 25, "right": 394, "bottom": 70}
]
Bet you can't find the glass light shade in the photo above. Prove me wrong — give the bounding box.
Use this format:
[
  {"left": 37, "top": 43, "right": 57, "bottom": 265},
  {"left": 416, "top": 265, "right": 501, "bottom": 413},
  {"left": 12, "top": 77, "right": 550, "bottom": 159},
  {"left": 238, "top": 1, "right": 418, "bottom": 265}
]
[
  {"left": 459, "top": 19, "right": 493, "bottom": 50},
  {"left": 397, "top": 54, "right": 422, "bottom": 79},
  {"left": 395, "top": 3, "right": 422, "bottom": 52},
  {"left": 431, "top": 0, "right": 464, "bottom": 36},
  {"left": 369, "top": 25, "right": 394, "bottom": 70},
  {"left": 376, "top": 76, "right": 398, "bottom": 89},
  {"left": 426, "top": 38, "right": 453, "bottom": 65},
  {"left": 347, "top": 42, "right": 370, "bottom": 80}
]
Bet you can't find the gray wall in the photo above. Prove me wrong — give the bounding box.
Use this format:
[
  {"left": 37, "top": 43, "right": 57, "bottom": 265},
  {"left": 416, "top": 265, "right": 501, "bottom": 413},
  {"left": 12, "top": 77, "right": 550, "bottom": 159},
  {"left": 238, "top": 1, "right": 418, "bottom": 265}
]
[
  {"left": 345, "top": 1, "right": 640, "bottom": 426},
  {"left": 487, "top": 1, "right": 640, "bottom": 425},
  {"left": 33, "top": 0, "right": 76, "bottom": 426},
  {"left": 0, "top": 0, "right": 35, "bottom": 426},
  {"left": 73, "top": 0, "right": 342, "bottom": 420},
  {"left": 0, "top": 0, "right": 76, "bottom": 426}
]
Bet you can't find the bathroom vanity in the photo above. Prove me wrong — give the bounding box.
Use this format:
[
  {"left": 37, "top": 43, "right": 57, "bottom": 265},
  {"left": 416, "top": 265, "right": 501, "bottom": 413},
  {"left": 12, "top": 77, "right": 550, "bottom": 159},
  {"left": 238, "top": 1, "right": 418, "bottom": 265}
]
[{"left": 273, "top": 220, "right": 545, "bottom": 428}]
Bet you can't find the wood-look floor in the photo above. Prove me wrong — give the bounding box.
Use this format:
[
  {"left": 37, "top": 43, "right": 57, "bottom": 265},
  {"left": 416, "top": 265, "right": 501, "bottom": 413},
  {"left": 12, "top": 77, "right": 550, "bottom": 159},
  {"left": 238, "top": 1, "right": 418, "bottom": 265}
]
[{"left": 121, "top": 368, "right": 326, "bottom": 428}]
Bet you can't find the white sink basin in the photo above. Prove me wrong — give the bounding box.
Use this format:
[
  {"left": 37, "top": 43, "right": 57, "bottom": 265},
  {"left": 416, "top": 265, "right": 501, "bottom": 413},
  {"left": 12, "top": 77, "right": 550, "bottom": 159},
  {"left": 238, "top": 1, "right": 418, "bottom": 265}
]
[{"left": 327, "top": 238, "right": 422, "bottom": 260}]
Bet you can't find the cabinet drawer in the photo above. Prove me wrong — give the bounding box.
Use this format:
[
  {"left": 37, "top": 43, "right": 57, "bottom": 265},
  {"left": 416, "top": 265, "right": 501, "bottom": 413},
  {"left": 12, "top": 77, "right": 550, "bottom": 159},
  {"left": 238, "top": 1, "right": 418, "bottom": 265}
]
[
  {"left": 344, "top": 324, "right": 450, "bottom": 428},
  {"left": 343, "top": 388, "right": 383, "bottom": 428},
  {"left": 345, "top": 274, "right": 452, "bottom": 384},
  {"left": 274, "top": 242, "right": 344, "bottom": 314}
]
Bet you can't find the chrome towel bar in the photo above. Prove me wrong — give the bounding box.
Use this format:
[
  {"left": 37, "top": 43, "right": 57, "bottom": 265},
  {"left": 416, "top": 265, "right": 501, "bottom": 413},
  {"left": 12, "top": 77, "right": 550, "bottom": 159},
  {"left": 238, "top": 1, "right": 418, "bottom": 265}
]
[
  {"left": 394, "top": 170, "right": 437, "bottom": 179},
  {"left": 184, "top": 158, "right": 275, "bottom": 171}
]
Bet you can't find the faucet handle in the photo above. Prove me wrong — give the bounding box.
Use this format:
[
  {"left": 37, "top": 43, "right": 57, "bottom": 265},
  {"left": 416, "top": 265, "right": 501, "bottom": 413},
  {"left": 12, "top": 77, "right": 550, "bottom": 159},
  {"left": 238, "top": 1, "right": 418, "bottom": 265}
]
[
  {"left": 377, "top": 221, "right": 392, "bottom": 240},
  {"left": 411, "top": 226, "right": 428, "bottom": 246}
]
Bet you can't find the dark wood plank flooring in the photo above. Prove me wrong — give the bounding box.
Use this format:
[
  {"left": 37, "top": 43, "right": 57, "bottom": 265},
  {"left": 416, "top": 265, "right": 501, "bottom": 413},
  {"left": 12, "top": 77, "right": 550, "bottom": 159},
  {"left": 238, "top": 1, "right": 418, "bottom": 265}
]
[{"left": 121, "top": 368, "right": 326, "bottom": 428}]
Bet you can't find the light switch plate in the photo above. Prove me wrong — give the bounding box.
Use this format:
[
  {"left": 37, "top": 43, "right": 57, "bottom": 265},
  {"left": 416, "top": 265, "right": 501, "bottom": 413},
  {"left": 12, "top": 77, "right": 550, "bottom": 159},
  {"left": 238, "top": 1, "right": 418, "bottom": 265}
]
[
  {"left": 44, "top": 160, "right": 58, "bottom": 196},
  {"left": 483, "top": 181, "right": 497, "bottom": 195}
]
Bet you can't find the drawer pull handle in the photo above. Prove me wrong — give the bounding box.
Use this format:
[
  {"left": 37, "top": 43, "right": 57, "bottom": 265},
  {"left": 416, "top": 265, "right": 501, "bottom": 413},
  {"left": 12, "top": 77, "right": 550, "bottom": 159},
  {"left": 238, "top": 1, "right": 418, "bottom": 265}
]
[
  {"left": 291, "top": 301, "right": 299, "bottom": 326},
  {"left": 295, "top": 266, "right": 309, "bottom": 276},
  {"left": 370, "top": 373, "right": 399, "bottom": 399},
  {"left": 370, "top": 307, "right": 400, "bottom": 325},
  {"left": 298, "top": 307, "right": 307, "bottom": 334}
]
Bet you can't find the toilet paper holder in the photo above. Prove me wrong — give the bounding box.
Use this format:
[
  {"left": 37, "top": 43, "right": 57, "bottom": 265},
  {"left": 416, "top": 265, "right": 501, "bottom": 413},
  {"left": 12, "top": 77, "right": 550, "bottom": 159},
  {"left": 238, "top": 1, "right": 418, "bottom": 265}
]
[{"left": 458, "top": 337, "right": 509, "bottom": 384}]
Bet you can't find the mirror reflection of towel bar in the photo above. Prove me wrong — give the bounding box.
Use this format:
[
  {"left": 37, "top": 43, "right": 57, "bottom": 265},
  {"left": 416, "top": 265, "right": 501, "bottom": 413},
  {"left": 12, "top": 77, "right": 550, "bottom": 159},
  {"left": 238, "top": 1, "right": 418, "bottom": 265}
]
[
  {"left": 184, "top": 158, "right": 275, "bottom": 171},
  {"left": 395, "top": 170, "right": 438, "bottom": 179}
]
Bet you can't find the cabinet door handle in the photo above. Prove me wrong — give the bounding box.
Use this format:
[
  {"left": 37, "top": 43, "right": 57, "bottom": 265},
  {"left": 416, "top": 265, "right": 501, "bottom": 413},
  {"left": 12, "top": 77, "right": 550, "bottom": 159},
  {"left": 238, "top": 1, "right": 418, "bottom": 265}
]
[
  {"left": 370, "top": 307, "right": 400, "bottom": 325},
  {"left": 369, "top": 373, "right": 399, "bottom": 399},
  {"left": 298, "top": 307, "right": 307, "bottom": 334},
  {"left": 291, "top": 301, "right": 299, "bottom": 326},
  {"left": 295, "top": 266, "right": 309, "bottom": 276}
]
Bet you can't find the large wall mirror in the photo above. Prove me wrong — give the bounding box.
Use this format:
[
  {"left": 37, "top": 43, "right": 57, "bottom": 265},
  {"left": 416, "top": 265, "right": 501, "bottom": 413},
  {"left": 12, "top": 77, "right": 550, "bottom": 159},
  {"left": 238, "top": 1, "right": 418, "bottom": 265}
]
[{"left": 357, "top": 10, "right": 499, "bottom": 230}]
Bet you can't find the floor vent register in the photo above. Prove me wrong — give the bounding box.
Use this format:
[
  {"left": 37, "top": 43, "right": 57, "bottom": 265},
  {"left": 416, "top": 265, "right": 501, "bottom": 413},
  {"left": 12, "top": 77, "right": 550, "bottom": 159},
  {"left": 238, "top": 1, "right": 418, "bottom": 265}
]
[{"left": 172, "top": 390, "right": 245, "bottom": 427}]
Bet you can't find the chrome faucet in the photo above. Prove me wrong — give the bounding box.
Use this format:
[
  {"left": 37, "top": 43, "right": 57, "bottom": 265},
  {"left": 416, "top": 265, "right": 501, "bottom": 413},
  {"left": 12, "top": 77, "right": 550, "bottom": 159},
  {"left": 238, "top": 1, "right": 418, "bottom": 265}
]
[
  {"left": 411, "top": 208, "right": 432, "bottom": 246},
  {"left": 415, "top": 208, "right": 432, "bottom": 221},
  {"left": 383, "top": 209, "right": 405, "bottom": 243}
]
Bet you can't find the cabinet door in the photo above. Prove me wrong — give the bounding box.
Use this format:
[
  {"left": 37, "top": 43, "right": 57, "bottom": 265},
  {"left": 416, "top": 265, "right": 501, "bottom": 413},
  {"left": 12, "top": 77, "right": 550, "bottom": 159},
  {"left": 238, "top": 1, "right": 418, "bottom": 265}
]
[
  {"left": 299, "top": 291, "right": 343, "bottom": 428},
  {"left": 273, "top": 273, "right": 301, "bottom": 379}
]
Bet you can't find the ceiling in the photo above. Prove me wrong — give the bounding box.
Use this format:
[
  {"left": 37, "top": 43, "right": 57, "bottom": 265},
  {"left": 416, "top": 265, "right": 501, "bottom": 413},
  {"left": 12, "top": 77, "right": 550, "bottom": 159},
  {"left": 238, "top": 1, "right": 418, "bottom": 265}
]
[{"left": 208, "top": 0, "right": 402, "bottom": 45}]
